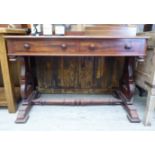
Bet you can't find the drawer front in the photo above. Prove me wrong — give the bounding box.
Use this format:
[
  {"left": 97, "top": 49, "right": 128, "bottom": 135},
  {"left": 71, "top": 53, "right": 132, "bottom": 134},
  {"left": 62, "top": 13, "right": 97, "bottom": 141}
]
[
  {"left": 7, "top": 39, "right": 78, "bottom": 56},
  {"left": 6, "top": 38, "right": 146, "bottom": 56},
  {"left": 79, "top": 39, "right": 146, "bottom": 56}
]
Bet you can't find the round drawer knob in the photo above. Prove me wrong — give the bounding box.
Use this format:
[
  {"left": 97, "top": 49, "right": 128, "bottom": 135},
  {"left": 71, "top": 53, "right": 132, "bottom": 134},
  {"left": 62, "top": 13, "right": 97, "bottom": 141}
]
[
  {"left": 61, "top": 43, "right": 67, "bottom": 49},
  {"left": 124, "top": 44, "right": 132, "bottom": 50},
  {"left": 89, "top": 44, "right": 96, "bottom": 50},
  {"left": 24, "top": 43, "right": 30, "bottom": 49}
]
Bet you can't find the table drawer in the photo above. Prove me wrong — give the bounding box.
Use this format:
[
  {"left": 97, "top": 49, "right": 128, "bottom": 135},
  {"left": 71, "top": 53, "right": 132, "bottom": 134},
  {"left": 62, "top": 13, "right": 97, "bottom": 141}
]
[
  {"left": 6, "top": 38, "right": 146, "bottom": 56},
  {"left": 79, "top": 39, "right": 146, "bottom": 56},
  {"left": 7, "top": 39, "right": 78, "bottom": 56}
]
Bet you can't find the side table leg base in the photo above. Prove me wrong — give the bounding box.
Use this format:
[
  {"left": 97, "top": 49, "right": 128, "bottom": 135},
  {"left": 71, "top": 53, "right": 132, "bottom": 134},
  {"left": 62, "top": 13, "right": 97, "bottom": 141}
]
[
  {"left": 124, "top": 104, "right": 141, "bottom": 123},
  {"left": 15, "top": 91, "right": 37, "bottom": 123},
  {"left": 15, "top": 115, "right": 29, "bottom": 123},
  {"left": 15, "top": 104, "right": 31, "bottom": 123},
  {"left": 127, "top": 115, "right": 141, "bottom": 123},
  {"left": 114, "top": 90, "right": 141, "bottom": 123}
]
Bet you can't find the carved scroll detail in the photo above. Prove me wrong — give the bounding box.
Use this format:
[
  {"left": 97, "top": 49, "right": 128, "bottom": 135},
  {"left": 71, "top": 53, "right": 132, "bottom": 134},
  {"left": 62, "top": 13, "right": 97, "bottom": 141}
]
[
  {"left": 20, "top": 57, "right": 33, "bottom": 99},
  {"left": 120, "top": 57, "right": 135, "bottom": 100},
  {"left": 118, "top": 57, "right": 141, "bottom": 123},
  {"left": 15, "top": 57, "right": 37, "bottom": 123}
]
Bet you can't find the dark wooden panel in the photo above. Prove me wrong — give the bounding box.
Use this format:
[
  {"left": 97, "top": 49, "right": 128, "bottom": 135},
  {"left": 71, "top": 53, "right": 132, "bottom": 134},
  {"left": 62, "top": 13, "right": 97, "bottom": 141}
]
[{"left": 35, "top": 57, "right": 124, "bottom": 94}]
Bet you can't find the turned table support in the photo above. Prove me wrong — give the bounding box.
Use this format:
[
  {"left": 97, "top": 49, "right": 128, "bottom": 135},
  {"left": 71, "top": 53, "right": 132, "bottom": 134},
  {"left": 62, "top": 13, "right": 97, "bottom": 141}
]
[
  {"left": 120, "top": 57, "right": 135, "bottom": 100},
  {"left": 15, "top": 57, "right": 38, "bottom": 123},
  {"left": 119, "top": 57, "right": 141, "bottom": 122}
]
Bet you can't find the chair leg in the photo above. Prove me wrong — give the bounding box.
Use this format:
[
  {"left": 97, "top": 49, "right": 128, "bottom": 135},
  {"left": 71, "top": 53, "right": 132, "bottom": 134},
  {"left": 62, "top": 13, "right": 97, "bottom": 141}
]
[{"left": 144, "top": 90, "right": 155, "bottom": 126}]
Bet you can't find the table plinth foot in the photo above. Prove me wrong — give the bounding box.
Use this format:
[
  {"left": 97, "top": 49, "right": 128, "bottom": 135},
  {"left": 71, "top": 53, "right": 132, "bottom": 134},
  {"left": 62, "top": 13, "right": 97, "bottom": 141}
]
[
  {"left": 114, "top": 90, "right": 141, "bottom": 123},
  {"left": 124, "top": 104, "right": 141, "bottom": 123},
  {"left": 15, "top": 91, "right": 38, "bottom": 124},
  {"left": 15, "top": 106, "right": 30, "bottom": 123}
]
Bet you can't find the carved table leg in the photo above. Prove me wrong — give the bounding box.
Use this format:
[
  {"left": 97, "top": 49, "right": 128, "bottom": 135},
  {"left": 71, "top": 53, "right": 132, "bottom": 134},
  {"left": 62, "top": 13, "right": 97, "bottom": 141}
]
[
  {"left": 118, "top": 57, "right": 141, "bottom": 123},
  {"left": 15, "top": 57, "right": 37, "bottom": 123}
]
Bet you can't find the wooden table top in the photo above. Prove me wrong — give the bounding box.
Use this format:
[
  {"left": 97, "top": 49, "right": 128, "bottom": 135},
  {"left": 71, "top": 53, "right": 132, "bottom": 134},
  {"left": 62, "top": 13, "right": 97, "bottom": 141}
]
[{"left": 4, "top": 35, "right": 149, "bottom": 39}]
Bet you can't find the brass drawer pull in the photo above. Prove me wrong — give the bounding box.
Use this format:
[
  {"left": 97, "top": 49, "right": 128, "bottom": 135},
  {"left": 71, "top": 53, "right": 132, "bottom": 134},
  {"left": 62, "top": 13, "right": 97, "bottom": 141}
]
[
  {"left": 24, "top": 43, "right": 30, "bottom": 49},
  {"left": 124, "top": 44, "right": 132, "bottom": 50},
  {"left": 89, "top": 44, "right": 96, "bottom": 50},
  {"left": 61, "top": 43, "right": 67, "bottom": 49}
]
